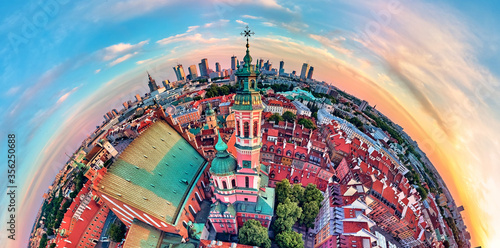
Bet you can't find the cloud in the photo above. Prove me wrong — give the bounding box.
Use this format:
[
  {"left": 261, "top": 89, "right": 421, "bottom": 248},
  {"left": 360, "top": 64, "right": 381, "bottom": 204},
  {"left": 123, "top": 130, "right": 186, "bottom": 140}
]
[
  {"left": 136, "top": 58, "right": 152, "bottom": 65},
  {"left": 204, "top": 19, "right": 230, "bottom": 28},
  {"left": 236, "top": 20, "right": 248, "bottom": 25},
  {"left": 262, "top": 22, "right": 276, "bottom": 27},
  {"left": 187, "top": 25, "right": 199, "bottom": 32},
  {"left": 4, "top": 86, "right": 20, "bottom": 96},
  {"left": 309, "top": 34, "right": 352, "bottom": 55},
  {"left": 95, "top": 69, "right": 101, "bottom": 74},
  {"left": 157, "top": 33, "right": 228, "bottom": 46},
  {"left": 100, "top": 40, "right": 149, "bottom": 61},
  {"left": 242, "top": 14, "right": 262, "bottom": 20},
  {"left": 108, "top": 52, "right": 138, "bottom": 67},
  {"left": 57, "top": 86, "right": 80, "bottom": 104}
]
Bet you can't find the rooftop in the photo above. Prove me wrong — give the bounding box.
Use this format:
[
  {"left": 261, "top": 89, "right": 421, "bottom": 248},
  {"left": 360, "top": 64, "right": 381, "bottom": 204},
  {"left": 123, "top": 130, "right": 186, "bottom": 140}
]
[{"left": 98, "top": 120, "right": 207, "bottom": 225}]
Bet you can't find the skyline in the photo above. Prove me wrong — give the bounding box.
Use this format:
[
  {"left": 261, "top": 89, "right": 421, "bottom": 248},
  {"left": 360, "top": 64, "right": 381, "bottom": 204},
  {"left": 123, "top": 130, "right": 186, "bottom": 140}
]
[{"left": 1, "top": 0, "right": 499, "bottom": 247}]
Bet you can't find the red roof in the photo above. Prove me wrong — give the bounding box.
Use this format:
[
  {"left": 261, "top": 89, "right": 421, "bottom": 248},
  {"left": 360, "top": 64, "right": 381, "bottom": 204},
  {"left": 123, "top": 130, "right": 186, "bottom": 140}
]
[
  {"left": 200, "top": 240, "right": 254, "bottom": 248},
  {"left": 342, "top": 221, "right": 369, "bottom": 233},
  {"left": 268, "top": 128, "right": 279, "bottom": 137}
]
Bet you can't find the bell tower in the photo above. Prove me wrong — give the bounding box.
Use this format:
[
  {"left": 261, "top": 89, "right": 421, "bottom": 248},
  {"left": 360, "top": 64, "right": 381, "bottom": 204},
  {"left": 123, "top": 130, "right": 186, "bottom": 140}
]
[{"left": 233, "top": 26, "right": 263, "bottom": 202}]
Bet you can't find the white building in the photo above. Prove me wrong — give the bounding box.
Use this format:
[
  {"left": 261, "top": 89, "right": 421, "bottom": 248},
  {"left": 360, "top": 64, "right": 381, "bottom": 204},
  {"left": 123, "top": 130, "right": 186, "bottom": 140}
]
[{"left": 292, "top": 100, "right": 311, "bottom": 117}]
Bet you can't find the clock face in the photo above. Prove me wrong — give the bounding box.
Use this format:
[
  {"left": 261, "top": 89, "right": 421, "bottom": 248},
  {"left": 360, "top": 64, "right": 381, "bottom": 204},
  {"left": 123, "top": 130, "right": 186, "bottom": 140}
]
[{"left": 243, "top": 160, "right": 251, "bottom": 168}]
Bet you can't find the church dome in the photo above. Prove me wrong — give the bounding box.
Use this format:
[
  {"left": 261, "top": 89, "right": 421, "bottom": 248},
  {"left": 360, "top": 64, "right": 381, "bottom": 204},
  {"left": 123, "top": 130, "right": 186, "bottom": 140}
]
[{"left": 210, "top": 133, "right": 236, "bottom": 176}]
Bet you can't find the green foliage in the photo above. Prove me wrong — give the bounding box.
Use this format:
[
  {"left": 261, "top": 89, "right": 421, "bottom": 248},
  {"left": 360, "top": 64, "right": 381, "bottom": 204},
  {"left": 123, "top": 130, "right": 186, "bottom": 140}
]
[
  {"left": 38, "top": 234, "right": 48, "bottom": 248},
  {"left": 269, "top": 83, "right": 291, "bottom": 92},
  {"left": 193, "top": 96, "right": 202, "bottom": 101},
  {"left": 275, "top": 179, "right": 292, "bottom": 205},
  {"left": 297, "top": 118, "right": 316, "bottom": 129},
  {"left": 238, "top": 219, "right": 271, "bottom": 248},
  {"left": 301, "top": 184, "right": 323, "bottom": 208},
  {"left": 347, "top": 116, "right": 364, "bottom": 129},
  {"left": 274, "top": 198, "right": 302, "bottom": 233},
  {"left": 109, "top": 222, "right": 127, "bottom": 242},
  {"left": 290, "top": 184, "right": 304, "bottom": 203},
  {"left": 416, "top": 186, "right": 428, "bottom": 200},
  {"left": 282, "top": 111, "right": 296, "bottom": 122},
  {"left": 299, "top": 200, "right": 319, "bottom": 228},
  {"left": 49, "top": 243, "right": 57, "bottom": 248},
  {"left": 276, "top": 230, "right": 304, "bottom": 248},
  {"left": 205, "top": 84, "right": 237, "bottom": 98},
  {"left": 443, "top": 240, "right": 450, "bottom": 248},
  {"left": 268, "top": 113, "right": 284, "bottom": 123},
  {"left": 444, "top": 217, "right": 464, "bottom": 247}
]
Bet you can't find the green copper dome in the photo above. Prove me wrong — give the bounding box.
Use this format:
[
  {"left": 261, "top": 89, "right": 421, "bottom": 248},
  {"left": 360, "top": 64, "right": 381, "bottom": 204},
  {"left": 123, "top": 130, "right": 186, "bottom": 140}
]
[
  {"left": 206, "top": 102, "right": 215, "bottom": 116},
  {"left": 210, "top": 133, "right": 236, "bottom": 176}
]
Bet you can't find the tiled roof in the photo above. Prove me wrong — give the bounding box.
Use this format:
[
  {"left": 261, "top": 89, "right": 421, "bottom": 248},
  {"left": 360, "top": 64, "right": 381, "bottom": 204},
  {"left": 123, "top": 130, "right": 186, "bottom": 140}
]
[
  {"left": 123, "top": 220, "right": 161, "bottom": 248},
  {"left": 98, "top": 120, "right": 207, "bottom": 225}
]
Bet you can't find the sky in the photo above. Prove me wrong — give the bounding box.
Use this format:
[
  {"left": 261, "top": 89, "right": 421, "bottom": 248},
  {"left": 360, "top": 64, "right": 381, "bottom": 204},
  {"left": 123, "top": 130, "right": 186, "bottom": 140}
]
[{"left": 0, "top": 0, "right": 499, "bottom": 247}]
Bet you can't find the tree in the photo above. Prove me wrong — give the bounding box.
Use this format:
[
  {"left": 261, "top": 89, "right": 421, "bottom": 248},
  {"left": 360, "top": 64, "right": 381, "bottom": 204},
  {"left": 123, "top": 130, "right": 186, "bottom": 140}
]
[
  {"left": 443, "top": 240, "right": 450, "bottom": 248},
  {"left": 268, "top": 113, "right": 283, "bottom": 123},
  {"left": 301, "top": 184, "right": 323, "bottom": 208},
  {"left": 238, "top": 219, "right": 271, "bottom": 248},
  {"left": 193, "top": 96, "right": 202, "bottom": 101},
  {"left": 273, "top": 198, "right": 302, "bottom": 233},
  {"left": 38, "top": 234, "right": 47, "bottom": 248},
  {"left": 297, "top": 118, "right": 316, "bottom": 129},
  {"left": 276, "top": 230, "right": 304, "bottom": 248},
  {"left": 49, "top": 244, "right": 57, "bottom": 248},
  {"left": 275, "top": 179, "right": 291, "bottom": 205},
  {"left": 290, "top": 184, "right": 304, "bottom": 203},
  {"left": 282, "top": 111, "right": 296, "bottom": 122},
  {"left": 299, "top": 200, "right": 320, "bottom": 228},
  {"left": 109, "top": 222, "right": 127, "bottom": 242}
]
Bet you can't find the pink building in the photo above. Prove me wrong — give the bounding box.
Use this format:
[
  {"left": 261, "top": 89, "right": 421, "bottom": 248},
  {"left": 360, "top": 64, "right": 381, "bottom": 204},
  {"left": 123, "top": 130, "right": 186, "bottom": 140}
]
[{"left": 208, "top": 38, "right": 274, "bottom": 235}]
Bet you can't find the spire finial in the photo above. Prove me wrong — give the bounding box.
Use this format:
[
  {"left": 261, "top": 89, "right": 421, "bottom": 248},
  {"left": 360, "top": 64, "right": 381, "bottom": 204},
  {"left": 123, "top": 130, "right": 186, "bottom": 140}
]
[{"left": 240, "top": 26, "right": 254, "bottom": 48}]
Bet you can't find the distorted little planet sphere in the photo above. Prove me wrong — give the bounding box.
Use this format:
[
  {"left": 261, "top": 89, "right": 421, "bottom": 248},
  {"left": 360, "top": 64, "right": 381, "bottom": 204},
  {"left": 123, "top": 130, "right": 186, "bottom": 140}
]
[{"left": 26, "top": 27, "right": 472, "bottom": 248}]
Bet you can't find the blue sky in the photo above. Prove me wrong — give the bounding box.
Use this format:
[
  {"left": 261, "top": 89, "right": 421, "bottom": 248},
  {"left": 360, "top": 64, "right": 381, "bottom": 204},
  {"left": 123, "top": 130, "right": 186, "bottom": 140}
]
[{"left": 1, "top": 0, "right": 499, "bottom": 246}]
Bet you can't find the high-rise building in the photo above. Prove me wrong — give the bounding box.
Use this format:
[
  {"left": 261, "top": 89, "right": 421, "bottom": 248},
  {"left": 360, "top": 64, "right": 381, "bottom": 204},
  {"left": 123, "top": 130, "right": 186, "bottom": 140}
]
[
  {"left": 215, "top": 62, "right": 221, "bottom": 72},
  {"left": 162, "top": 80, "right": 170, "bottom": 89},
  {"left": 135, "top": 94, "right": 142, "bottom": 102},
  {"left": 279, "top": 60, "right": 284, "bottom": 75},
  {"left": 199, "top": 58, "right": 209, "bottom": 77},
  {"left": 172, "top": 64, "right": 186, "bottom": 81},
  {"left": 188, "top": 65, "right": 198, "bottom": 79},
  {"left": 307, "top": 66, "right": 314, "bottom": 79},
  {"left": 359, "top": 100, "right": 369, "bottom": 112},
  {"left": 231, "top": 56, "right": 237, "bottom": 70},
  {"left": 300, "top": 63, "right": 309, "bottom": 80},
  {"left": 147, "top": 72, "right": 159, "bottom": 92},
  {"left": 208, "top": 28, "right": 274, "bottom": 235},
  {"left": 259, "top": 59, "right": 264, "bottom": 70}
]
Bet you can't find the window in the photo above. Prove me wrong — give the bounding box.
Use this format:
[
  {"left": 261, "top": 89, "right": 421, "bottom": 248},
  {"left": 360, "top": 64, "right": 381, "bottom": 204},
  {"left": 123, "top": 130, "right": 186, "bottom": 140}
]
[
  {"left": 245, "top": 177, "right": 250, "bottom": 188},
  {"left": 244, "top": 122, "right": 249, "bottom": 137},
  {"left": 231, "top": 179, "right": 236, "bottom": 188},
  {"left": 223, "top": 181, "right": 227, "bottom": 189},
  {"left": 253, "top": 121, "right": 258, "bottom": 137},
  {"left": 237, "top": 121, "right": 241, "bottom": 136}
]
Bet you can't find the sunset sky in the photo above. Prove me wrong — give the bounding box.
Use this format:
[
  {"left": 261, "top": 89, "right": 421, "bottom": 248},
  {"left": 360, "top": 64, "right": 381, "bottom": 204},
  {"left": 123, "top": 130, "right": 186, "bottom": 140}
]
[{"left": 1, "top": 0, "right": 499, "bottom": 247}]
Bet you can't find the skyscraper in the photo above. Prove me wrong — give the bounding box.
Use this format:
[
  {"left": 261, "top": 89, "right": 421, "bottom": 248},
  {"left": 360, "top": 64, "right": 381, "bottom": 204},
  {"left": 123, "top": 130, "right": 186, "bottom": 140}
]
[
  {"left": 147, "top": 72, "right": 159, "bottom": 92},
  {"left": 172, "top": 64, "right": 185, "bottom": 81},
  {"left": 199, "top": 58, "right": 209, "bottom": 77},
  {"left": 307, "top": 66, "right": 314, "bottom": 79},
  {"left": 300, "top": 63, "right": 309, "bottom": 80},
  {"left": 231, "top": 55, "right": 237, "bottom": 70},
  {"left": 279, "top": 60, "right": 284, "bottom": 75},
  {"left": 215, "top": 62, "right": 221, "bottom": 72},
  {"left": 259, "top": 58, "right": 264, "bottom": 70},
  {"left": 188, "top": 65, "right": 198, "bottom": 79}
]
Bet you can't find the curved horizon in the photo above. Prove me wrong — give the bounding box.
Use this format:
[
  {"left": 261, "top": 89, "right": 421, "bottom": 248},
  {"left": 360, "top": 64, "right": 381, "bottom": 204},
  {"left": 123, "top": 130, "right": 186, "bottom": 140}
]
[{"left": 1, "top": 0, "right": 499, "bottom": 247}]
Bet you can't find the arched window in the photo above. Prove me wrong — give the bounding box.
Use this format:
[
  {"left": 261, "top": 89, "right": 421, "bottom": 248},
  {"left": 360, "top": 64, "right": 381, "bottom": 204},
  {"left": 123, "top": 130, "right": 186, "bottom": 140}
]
[
  {"left": 270, "top": 171, "right": 275, "bottom": 179},
  {"left": 251, "top": 80, "right": 255, "bottom": 89},
  {"left": 270, "top": 146, "right": 274, "bottom": 152},
  {"left": 222, "top": 181, "right": 227, "bottom": 189},
  {"left": 277, "top": 148, "right": 282, "bottom": 155},
  {"left": 232, "top": 179, "right": 236, "bottom": 188},
  {"left": 295, "top": 152, "right": 300, "bottom": 158},
  {"left": 245, "top": 177, "right": 250, "bottom": 188},
  {"left": 236, "top": 122, "right": 240, "bottom": 136},
  {"left": 244, "top": 122, "right": 249, "bottom": 137},
  {"left": 253, "top": 121, "right": 258, "bottom": 137},
  {"left": 262, "top": 145, "right": 267, "bottom": 152},
  {"left": 240, "top": 80, "right": 244, "bottom": 89},
  {"left": 286, "top": 150, "right": 292, "bottom": 156},
  {"left": 215, "top": 180, "right": 218, "bottom": 188},
  {"left": 293, "top": 176, "right": 299, "bottom": 184}
]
